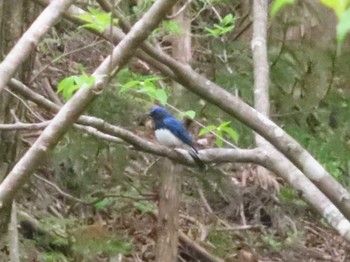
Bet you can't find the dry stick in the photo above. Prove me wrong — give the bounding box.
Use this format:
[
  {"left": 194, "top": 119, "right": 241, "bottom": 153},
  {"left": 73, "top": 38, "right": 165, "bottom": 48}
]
[
  {"left": 93, "top": 0, "right": 350, "bottom": 221},
  {"left": 0, "top": 0, "right": 76, "bottom": 93},
  {"left": 179, "top": 231, "right": 224, "bottom": 262},
  {"left": 0, "top": 0, "right": 177, "bottom": 209},
  {"left": 0, "top": 122, "right": 50, "bottom": 130}
]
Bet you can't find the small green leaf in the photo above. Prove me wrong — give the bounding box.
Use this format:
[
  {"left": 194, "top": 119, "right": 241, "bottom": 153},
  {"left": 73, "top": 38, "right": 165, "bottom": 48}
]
[
  {"left": 162, "top": 21, "right": 182, "bottom": 34},
  {"left": 119, "top": 80, "right": 140, "bottom": 93},
  {"left": 77, "top": 8, "right": 116, "bottom": 33},
  {"left": 218, "top": 121, "right": 231, "bottom": 130},
  {"left": 57, "top": 74, "right": 95, "bottom": 100},
  {"left": 183, "top": 110, "right": 196, "bottom": 120},
  {"left": 205, "top": 13, "right": 235, "bottom": 37},
  {"left": 133, "top": 201, "right": 155, "bottom": 214},
  {"left": 94, "top": 198, "right": 113, "bottom": 209},
  {"left": 222, "top": 126, "right": 239, "bottom": 143},
  {"left": 270, "top": 0, "right": 295, "bottom": 16},
  {"left": 199, "top": 125, "right": 217, "bottom": 136},
  {"left": 155, "top": 89, "right": 168, "bottom": 105},
  {"left": 215, "top": 130, "right": 224, "bottom": 147},
  {"left": 222, "top": 14, "right": 234, "bottom": 25},
  {"left": 337, "top": 8, "right": 350, "bottom": 43}
]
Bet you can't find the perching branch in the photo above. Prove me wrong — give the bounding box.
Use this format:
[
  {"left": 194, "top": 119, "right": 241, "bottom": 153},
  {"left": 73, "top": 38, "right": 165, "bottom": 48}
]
[
  {"left": 0, "top": 0, "right": 76, "bottom": 93},
  {"left": 7, "top": 79, "right": 265, "bottom": 166}
]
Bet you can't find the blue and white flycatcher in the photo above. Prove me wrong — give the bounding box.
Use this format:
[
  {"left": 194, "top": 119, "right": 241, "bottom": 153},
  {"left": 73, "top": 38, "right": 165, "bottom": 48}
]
[{"left": 149, "top": 106, "right": 204, "bottom": 169}]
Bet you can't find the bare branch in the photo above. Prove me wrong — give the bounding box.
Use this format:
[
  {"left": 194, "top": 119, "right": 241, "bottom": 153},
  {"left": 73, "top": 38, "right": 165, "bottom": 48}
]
[
  {"left": 0, "top": 122, "right": 50, "bottom": 131},
  {"left": 0, "top": 0, "right": 76, "bottom": 93},
  {"left": 8, "top": 78, "right": 263, "bottom": 166}
]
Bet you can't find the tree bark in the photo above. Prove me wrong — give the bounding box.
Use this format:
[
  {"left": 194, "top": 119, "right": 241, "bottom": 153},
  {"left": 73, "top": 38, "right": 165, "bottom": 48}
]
[
  {"left": 251, "top": 0, "right": 279, "bottom": 190},
  {"left": 155, "top": 159, "right": 180, "bottom": 262},
  {"left": 0, "top": 0, "right": 32, "bottom": 252}
]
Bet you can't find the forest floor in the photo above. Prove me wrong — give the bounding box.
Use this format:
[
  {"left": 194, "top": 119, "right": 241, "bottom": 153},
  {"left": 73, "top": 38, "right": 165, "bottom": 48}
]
[{"left": 17, "top": 160, "right": 350, "bottom": 262}]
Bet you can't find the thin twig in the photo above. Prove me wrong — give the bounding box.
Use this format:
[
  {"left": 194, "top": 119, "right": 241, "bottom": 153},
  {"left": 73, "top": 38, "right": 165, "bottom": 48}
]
[{"left": 166, "top": 0, "right": 192, "bottom": 19}]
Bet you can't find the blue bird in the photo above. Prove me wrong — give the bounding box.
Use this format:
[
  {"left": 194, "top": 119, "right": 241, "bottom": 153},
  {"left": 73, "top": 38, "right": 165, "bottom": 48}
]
[{"left": 149, "top": 106, "right": 204, "bottom": 169}]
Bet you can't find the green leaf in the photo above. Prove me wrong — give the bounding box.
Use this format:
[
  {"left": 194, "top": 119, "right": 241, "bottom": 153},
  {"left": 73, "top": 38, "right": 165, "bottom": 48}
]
[
  {"left": 138, "top": 86, "right": 157, "bottom": 98},
  {"left": 217, "top": 121, "right": 231, "bottom": 130},
  {"left": 133, "top": 201, "right": 155, "bottom": 214},
  {"left": 155, "top": 89, "right": 168, "bottom": 105},
  {"left": 205, "top": 13, "right": 235, "bottom": 37},
  {"left": 162, "top": 21, "right": 182, "bottom": 34},
  {"left": 215, "top": 130, "right": 224, "bottom": 147},
  {"left": 119, "top": 80, "right": 141, "bottom": 93},
  {"left": 198, "top": 125, "right": 217, "bottom": 136},
  {"left": 183, "top": 110, "right": 196, "bottom": 119},
  {"left": 77, "top": 8, "right": 116, "bottom": 33},
  {"left": 270, "top": 0, "right": 295, "bottom": 16},
  {"left": 57, "top": 74, "right": 95, "bottom": 100},
  {"left": 320, "top": 0, "right": 350, "bottom": 18},
  {"left": 94, "top": 198, "right": 113, "bottom": 209},
  {"left": 337, "top": 8, "right": 350, "bottom": 42},
  {"left": 222, "top": 14, "right": 234, "bottom": 25},
  {"left": 222, "top": 126, "right": 239, "bottom": 143}
]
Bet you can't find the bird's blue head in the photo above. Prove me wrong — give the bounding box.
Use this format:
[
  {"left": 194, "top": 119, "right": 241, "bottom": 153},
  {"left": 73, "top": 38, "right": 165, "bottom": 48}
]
[{"left": 149, "top": 106, "right": 172, "bottom": 121}]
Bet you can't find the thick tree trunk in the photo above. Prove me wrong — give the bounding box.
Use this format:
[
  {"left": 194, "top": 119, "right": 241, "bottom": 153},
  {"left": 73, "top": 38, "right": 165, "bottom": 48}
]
[
  {"left": 171, "top": 0, "right": 191, "bottom": 101},
  {"left": 155, "top": 4, "right": 191, "bottom": 257},
  {"left": 0, "top": 0, "right": 37, "bottom": 253},
  {"left": 155, "top": 158, "right": 180, "bottom": 262},
  {"left": 0, "top": 0, "right": 25, "bottom": 250},
  {"left": 251, "top": 0, "right": 278, "bottom": 190}
]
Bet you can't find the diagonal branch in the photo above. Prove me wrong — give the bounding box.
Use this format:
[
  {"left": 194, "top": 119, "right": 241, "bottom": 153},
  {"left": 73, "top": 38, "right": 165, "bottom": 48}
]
[
  {"left": 0, "top": 0, "right": 177, "bottom": 208},
  {"left": 0, "top": 0, "right": 76, "bottom": 93}
]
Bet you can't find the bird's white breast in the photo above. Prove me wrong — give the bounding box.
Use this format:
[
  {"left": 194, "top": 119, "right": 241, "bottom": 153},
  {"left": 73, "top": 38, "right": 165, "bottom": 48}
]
[{"left": 155, "top": 129, "right": 183, "bottom": 147}]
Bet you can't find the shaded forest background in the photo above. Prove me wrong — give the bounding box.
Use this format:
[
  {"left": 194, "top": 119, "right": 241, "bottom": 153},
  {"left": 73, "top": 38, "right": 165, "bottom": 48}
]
[{"left": 1, "top": 0, "right": 350, "bottom": 261}]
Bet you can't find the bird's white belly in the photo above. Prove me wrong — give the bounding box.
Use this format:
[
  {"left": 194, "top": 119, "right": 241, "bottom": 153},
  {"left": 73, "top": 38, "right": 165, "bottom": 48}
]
[{"left": 155, "top": 129, "right": 183, "bottom": 147}]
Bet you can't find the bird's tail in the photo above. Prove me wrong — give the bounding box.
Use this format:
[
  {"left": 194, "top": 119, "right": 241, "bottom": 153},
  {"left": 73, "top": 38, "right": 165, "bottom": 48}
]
[{"left": 189, "top": 147, "right": 205, "bottom": 170}]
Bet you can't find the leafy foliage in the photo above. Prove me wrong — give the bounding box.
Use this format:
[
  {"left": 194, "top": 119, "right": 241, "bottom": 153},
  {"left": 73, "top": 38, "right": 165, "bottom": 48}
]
[
  {"left": 77, "top": 8, "right": 118, "bottom": 32},
  {"left": 57, "top": 71, "right": 95, "bottom": 99},
  {"left": 182, "top": 110, "right": 196, "bottom": 120},
  {"left": 118, "top": 69, "right": 168, "bottom": 105},
  {"left": 133, "top": 200, "right": 156, "bottom": 214},
  {"left": 199, "top": 121, "right": 239, "bottom": 147},
  {"left": 205, "top": 14, "right": 235, "bottom": 37},
  {"left": 40, "top": 252, "right": 68, "bottom": 262}
]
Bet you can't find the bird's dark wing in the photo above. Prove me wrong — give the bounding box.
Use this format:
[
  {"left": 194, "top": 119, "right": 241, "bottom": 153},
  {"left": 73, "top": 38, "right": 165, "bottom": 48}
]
[
  {"left": 163, "top": 117, "right": 193, "bottom": 146},
  {"left": 164, "top": 117, "right": 205, "bottom": 169}
]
